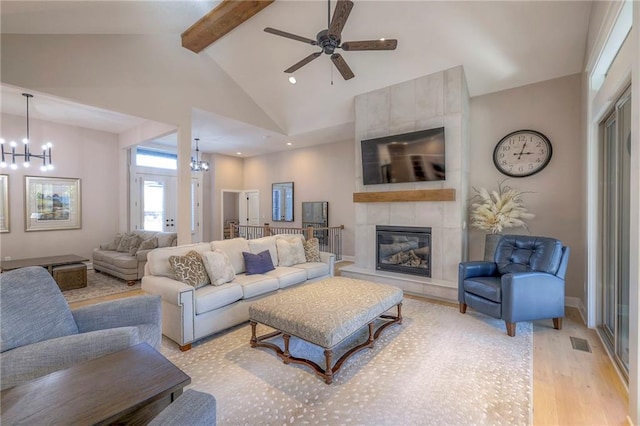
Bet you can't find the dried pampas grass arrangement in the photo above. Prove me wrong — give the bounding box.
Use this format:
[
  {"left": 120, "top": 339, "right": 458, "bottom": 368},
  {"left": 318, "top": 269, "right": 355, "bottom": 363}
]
[{"left": 470, "top": 180, "right": 534, "bottom": 234}]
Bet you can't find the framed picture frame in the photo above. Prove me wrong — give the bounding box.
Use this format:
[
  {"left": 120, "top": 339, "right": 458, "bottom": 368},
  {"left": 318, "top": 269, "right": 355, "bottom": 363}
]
[
  {"left": 0, "top": 174, "right": 9, "bottom": 233},
  {"left": 24, "top": 176, "right": 81, "bottom": 231}
]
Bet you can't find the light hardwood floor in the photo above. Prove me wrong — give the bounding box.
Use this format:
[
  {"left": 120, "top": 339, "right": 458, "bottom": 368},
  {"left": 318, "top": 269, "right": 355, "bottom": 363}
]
[{"left": 71, "top": 263, "right": 629, "bottom": 425}]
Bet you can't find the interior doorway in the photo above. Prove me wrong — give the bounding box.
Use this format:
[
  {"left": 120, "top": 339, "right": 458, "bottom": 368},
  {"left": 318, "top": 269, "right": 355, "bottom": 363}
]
[{"left": 221, "top": 189, "right": 259, "bottom": 239}]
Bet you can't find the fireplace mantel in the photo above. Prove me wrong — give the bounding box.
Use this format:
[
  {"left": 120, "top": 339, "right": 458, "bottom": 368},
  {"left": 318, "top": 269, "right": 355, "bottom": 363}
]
[{"left": 353, "top": 189, "right": 456, "bottom": 203}]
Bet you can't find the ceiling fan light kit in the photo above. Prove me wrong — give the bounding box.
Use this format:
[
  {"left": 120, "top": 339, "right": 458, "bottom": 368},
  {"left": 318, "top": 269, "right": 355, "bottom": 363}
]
[{"left": 264, "top": 0, "right": 397, "bottom": 81}]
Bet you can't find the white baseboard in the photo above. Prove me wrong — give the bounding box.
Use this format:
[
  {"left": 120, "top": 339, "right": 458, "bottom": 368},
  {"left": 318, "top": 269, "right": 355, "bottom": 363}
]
[{"left": 338, "top": 255, "right": 355, "bottom": 262}]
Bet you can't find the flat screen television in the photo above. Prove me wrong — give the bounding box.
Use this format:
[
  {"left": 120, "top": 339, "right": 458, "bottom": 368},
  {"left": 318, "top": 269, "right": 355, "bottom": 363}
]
[{"left": 361, "top": 127, "right": 446, "bottom": 185}]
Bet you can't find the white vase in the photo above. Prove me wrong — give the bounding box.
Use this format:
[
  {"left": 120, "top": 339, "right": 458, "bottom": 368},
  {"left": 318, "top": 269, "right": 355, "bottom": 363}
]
[{"left": 483, "top": 233, "right": 502, "bottom": 261}]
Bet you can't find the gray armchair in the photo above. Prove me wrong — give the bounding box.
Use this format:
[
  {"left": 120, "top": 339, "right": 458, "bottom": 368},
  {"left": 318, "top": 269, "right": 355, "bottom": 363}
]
[
  {"left": 458, "top": 235, "right": 570, "bottom": 336},
  {"left": 1, "top": 266, "right": 161, "bottom": 390}
]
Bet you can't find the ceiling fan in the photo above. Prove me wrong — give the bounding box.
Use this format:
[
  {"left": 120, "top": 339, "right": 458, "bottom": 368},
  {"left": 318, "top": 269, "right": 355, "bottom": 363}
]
[{"left": 264, "top": 0, "right": 397, "bottom": 81}]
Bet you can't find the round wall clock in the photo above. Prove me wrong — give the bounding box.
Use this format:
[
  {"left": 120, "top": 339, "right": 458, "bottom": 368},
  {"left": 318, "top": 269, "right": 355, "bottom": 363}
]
[{"left": 492, "top": 129, "right": 552, "bottom": 177}]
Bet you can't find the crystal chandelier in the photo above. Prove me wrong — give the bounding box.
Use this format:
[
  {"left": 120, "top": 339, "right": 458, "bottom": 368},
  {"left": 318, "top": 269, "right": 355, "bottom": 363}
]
[
  {"left": 1, "top": 93, "right": 54, "bottom": 172},
  {"left": 190, "top": 138, "right": 209, "bottom": 172}
]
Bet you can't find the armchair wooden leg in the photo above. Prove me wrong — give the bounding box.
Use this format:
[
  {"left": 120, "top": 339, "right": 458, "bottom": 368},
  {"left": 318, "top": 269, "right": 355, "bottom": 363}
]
[
  {"left": 553, "top": 317, "right": 563, "bottom": 330},
  {"left": 459, "top": 303, "right": 467, "bottom": 314},
  {"left": 179, "top": 343, "right": 192, "bottom": 352},
  {"left": 505, "top": 322, "right": 516, "bottom": 337}
]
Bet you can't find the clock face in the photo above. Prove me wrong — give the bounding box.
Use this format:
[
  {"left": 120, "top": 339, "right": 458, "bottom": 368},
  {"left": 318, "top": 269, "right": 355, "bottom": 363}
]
[{"left": 493, "top": 130, "right": 552, "bottom": 177}]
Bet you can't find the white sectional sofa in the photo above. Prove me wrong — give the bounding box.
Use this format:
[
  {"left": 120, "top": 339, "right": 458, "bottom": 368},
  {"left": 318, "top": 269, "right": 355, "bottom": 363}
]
[{"left": 141, "top": 235, "right": 335, "bottom": 350}]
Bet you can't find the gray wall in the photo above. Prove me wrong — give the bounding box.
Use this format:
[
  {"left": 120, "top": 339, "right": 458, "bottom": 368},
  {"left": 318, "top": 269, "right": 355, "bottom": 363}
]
[
  {"left": 469, "top": 73, "right": 585, "bottom": 300},
  {"left": 0, "top": 113, "right": 120, "bottom": 260},
  {"left": 243, "top": 140, "right": 356, "bottom": 258}
]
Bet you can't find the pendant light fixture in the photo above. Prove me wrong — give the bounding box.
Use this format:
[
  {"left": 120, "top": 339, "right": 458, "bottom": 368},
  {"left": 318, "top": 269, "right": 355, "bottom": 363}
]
[
  {"left": 190, "top": 138, "right": 209, "bottom": 172},
  {"left": 0, "top": 93, "right": 54, "bottom": 172}
]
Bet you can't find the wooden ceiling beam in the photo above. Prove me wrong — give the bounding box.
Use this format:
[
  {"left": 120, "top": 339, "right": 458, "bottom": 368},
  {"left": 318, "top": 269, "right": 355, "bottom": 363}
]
[{"left": 182, "top": 0, "right": 275, "bottom": 53}]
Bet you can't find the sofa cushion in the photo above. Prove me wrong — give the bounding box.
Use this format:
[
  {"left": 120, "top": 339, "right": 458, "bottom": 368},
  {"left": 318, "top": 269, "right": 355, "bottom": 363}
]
[
  {"left": 169, "top": 251, "right": 210, "bottom": 289},
  {"left": 202, "top": 249, "right": 236, "bottom": 286},
  {"left": 276, "top": 238, "right": 306, "bottom": 267},
  {"left": 147, "top": 243, "right": 211, "bottom": 280},
  {"left": 291, "top": 262, "right": 330, "bottom": 280},
  {"left": 265, "top": 266, "right": 308, "bottom": 289},
  {"left": 232, "top": 274, "right": 279, "bottom": 299},
  {"left": 1, "top": 267, "right": 79, "bottom": 353},
  {"left": 194, "top": 282, "right": 243, "bottom": 315},
  {"left": 112, "top": 254, "right": 138, "bottom": 270},
  {"left": 243, "top": 250, "right": 275, "bottom": 275},
  {"left": 247, "top": 236, "right": 278, "bottom": 267},
  {"left": 303, "top": 238, "right": 321, "bottom": 262},
  {"left": 211, "top": 238, "right": 250, "bottom": 274},
  {"left": 463, "top": 276, "right": 502, "bottom": 303}
]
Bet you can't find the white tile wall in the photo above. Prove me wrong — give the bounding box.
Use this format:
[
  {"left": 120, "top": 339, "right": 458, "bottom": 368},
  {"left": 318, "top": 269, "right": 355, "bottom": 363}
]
[{"left": 350, "top": 66, "right": 470, "bottom": 296}]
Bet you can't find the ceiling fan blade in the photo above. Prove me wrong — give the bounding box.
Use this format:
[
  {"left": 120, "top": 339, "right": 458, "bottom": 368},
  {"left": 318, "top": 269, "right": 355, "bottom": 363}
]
[
  {"left": 330, "top": 53, "right": 355, "bottom": 80},
  {"left": 341, "top": 39, "right": 398, "bottom": 51},
  {"left": 328, "top": 0, "right": 354, "bottom": 39},
  {"left": 264, "top": 27, "right": 317, "bottom": 45},
  {"left": 284, "top": 52, "right": 322, "bottom": 73}
]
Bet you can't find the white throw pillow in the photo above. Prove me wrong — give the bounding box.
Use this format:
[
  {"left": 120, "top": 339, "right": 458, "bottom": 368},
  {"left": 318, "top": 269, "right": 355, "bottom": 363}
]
[
  {"left": 202, "top": 249, "right": 236, "bottom": 286},
  {"left": 276, "top": 237, "right": 307, "bottom": 267}
]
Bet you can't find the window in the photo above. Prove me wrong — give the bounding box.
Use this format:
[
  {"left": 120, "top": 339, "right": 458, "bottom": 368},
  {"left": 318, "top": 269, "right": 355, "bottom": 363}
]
[{"left": 135, "top": 148, "right": 177, "bottom": 170}]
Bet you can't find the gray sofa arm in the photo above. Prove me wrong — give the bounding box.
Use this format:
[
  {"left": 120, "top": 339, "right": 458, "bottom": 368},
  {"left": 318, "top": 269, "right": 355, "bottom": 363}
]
[
  {"left": 148, "top": 389, "right": 217, "bottom": 426},
  {"left": 136, "top": 248, "right": 154, "bottom": 261},
  {"left": 72, "top": 295, "right": 161, "bottom": 333},
  {"left": 0, "top": 327, "right": 140, "bottom": 390}
]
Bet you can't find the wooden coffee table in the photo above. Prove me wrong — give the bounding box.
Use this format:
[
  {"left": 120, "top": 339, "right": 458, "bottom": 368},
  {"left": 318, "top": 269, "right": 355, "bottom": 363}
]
[{"left": 0, "top": 343, "right": 190, "bottom": 425}]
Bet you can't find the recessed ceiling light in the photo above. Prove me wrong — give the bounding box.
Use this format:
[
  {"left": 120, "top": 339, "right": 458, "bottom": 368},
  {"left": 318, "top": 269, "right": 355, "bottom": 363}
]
[
  {"left": 288, "top": 76, "right": 297, "bottom": 84},
  {"left": 236, "top": 152, "right": 242, "bottom": 155},
  {"left": 286, "top": 142, "right": 293, "bottom": 146},
  {"left": 380, "top": 38, "right": 385, "bottom": 41}
]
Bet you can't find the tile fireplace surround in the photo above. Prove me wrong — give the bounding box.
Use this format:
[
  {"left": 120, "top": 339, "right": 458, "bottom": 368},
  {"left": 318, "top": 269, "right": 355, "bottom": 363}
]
[{"left": 341, "top": 66, "right": 470, "bottom": 302}]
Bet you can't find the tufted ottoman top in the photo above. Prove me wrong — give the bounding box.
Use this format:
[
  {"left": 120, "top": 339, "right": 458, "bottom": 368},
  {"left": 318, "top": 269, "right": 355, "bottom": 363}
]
[{"left": 249, "top": 277, "right": 403, "bottom": 348}]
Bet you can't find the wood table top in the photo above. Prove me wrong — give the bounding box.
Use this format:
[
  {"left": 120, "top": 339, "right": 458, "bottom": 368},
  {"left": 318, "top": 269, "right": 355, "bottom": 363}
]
[
  {"left": 1, "top": 343, "right": 191, "bottom": 425},
  {"left": 0, "top": 254, "right": 89, "bottom": 271}
]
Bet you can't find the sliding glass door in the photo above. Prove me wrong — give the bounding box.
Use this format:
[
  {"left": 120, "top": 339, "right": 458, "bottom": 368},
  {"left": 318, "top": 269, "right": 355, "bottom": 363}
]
[{"left": 600, "top": 87, "right": 631, "bottom": 376}]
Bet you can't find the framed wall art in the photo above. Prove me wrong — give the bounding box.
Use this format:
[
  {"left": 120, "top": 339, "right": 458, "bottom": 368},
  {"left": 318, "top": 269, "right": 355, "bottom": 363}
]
[
  {"left": 24, "top": 176, "right": 81, "bottom": 231},
  {"left": 0, "top": 174, "right": 8, "bottom": 233}
]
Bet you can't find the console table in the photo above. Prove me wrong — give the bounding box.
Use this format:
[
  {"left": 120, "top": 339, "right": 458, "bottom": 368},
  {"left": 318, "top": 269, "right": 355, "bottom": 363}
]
[
  {"left": 1, "top": 254, "right": 90, "bottom": 290},
  {"left": 1, "top": 343, "right": 191, "bottom": 425}
]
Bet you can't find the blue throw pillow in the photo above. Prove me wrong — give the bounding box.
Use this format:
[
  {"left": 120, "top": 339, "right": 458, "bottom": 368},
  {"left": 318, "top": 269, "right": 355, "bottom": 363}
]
[{"left": 242, "top": 250, "right": 275, "bottom": 275}]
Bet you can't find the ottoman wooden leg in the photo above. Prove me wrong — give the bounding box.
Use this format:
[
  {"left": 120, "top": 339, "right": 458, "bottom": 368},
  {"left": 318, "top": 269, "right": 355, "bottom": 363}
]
[
  {"left": 250, "top": 321, "right": 258, "bottom": 348},
  {"left": 324, "top": 349, "right": 334, "bottom": 385},
  {"left": 367, "top": 323, "right": 375, "bottom": 348},
  {"left": 282, "top": 334, "right": 291, "bottom": 364}
]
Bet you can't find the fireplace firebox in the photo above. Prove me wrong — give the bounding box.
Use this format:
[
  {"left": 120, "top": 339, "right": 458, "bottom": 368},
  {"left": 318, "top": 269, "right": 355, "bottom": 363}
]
[{"left": 376, "top": 225, "right": 431, "bottom": 277}]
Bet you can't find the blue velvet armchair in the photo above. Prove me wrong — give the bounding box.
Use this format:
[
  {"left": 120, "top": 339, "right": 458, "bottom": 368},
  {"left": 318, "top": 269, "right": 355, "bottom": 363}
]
[{"left": 458, "top": 235, "right": 570, "bottom": 336}]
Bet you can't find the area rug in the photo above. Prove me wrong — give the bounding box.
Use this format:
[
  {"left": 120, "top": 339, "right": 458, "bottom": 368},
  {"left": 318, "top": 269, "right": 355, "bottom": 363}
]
[
  {"left": 63, "top": 270, "right": 141, "bottom": 304},
  {"left": 161, "top": 297, "right": 532, "bottom": 425}
]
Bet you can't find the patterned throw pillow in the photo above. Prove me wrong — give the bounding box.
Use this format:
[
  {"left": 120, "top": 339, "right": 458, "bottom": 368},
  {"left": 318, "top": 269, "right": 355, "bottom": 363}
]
[
  {"left": 116, "top": 233, "right": 137, "bottom": 253},
  {"left": 303, "top": 238, "right": 321, "bottom": 262},
  {"left": 202, "top": 249, "right": 236, "bottom": 286},
  {"left": 169, "top": 250, "right": 210, "bottom": 288},
  {"left": 276, "top": 238, "right": 307, "bottom": 266},
  {"left": 137, "top": 236, "right": 158, "bottom": 252},
  {"left": 128, "top": 235, "right": 144, "bottom": 256},
  {"left": 242, "top": 250, "right": 275, "bottom": 275}
]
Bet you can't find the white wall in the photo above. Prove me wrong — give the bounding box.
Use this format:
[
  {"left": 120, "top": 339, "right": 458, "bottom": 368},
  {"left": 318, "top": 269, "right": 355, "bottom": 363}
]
[
  {"left": 243, "top": 140, "right": 356, "bottom": 257},
  {"left": 469, "top": 73, "right": 585, "bottom": 301},
  {"left": 0, "top": 113, "right": 119, "bottom": 260}
]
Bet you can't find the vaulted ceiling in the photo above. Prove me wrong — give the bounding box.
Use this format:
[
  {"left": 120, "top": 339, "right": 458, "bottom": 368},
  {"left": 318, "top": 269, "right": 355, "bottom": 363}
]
[{"left": 0, "top": 1, "right": 593, "bottom": 157}]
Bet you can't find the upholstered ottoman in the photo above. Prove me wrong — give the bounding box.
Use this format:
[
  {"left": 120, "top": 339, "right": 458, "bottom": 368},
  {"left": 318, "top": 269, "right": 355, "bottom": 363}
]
[{"left": 249, "top": 277, "right": 403, "bottom": 384}]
